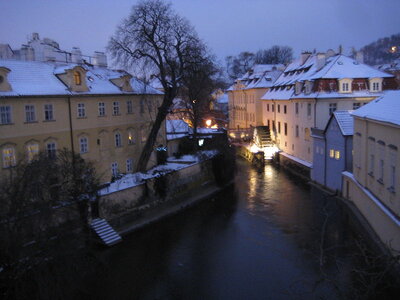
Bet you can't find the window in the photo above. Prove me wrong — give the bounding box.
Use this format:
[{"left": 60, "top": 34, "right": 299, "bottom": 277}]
[
  {"left": 307, "top": 103, "right": 311, "bottom": 117},
  {"left": 278, "top": 122, "right": 281, "bottom": 134},
  {"left": 98, "top": 102, "right": 105, "bottom": 116},
  {"left": 271, "top": 104, "right": 274, "bottom": 112},
  {"left": 295, "top": 103, "right": 299, "bottom": 114},
  {"left": 379, "top": 159, "right": 384, "bottom": 183},
  {"left": 46, "top": 142, "right": 56, "bottom": 158},
  {"left": 140, "top": 99, "right": 145, "bottom": 114},
  {"left": 372, "top": 82, "right": 380, "bottom": 91},
  {"left": 295, "top": 125, "right": 299, "bottom": 137},
  {"left": 390, "top": 165, "right": 396, "bottom": 192},
  {"left": 335, "top": 150, "right": 341, "bottom": 160},
  {"left": 284, "top": 123, "right": 288, "bottom": 136},
  {"left": 329, "top": 149, "right": 335, "bottom": 158},
  {"left": 79, "top": 137, "right": 88, "bottom": 153},
  {"left": 369, "top": 154, "right": 375, "bottom": 176},
  {"left": 77, "top": 103, "right": 85, "bottom": 118},
  {"left": 113, "top": 101, "right": 120, "bottom": 115},
  {"left": 2, "top": 147, "right": 16, "bottom": 168},
  {"left": 272, "top": 120, "right": 276, "bottom": 131},
  {"left": 304, "top": 128, "right": 310, "bottom": 141},
  {"left": 342, "top": 82, "right": 349, "bottom": 92},
  {"left": 127, "top": 100, "right": 133, "bottom": 114},
  {"left": 44, "top": 104, "right": 54, "bottom": 121},
  {"left": 267, "top": 104, "right": 270, "bottom": 112},
  {"left": 115, "top": 132, "right": 122, "bottom": 147},
  {"left": 25, "top": 105, "right": 36, "bottom": 122},
  {"left": 128, "top": 131, "right": 134, "bottom": 145},
  {"left": 26, "top": 143, "right": 39, "bottom": 162},
  {"left": 329, "top": 103, "right": 337, "bottom": 116},
  {"left": 277, "top": 104, "right": 280, "bottom": 113},
  {"left": 111, "top": 162, "right": 118, "bottom": 177},
  {"left": 74, "top": 71, "right": 81, "bottom": 85},
  {"left": 0, "top": 105, "right": 12, "bottom": 124},
  {"left": 353, "top": 102, "right": 361, "bottom": 110},
  {"left": 126, "top": 158, "right": 133, "bottom": 173},
  {"left": 284, "top": 105, "right": 287, "bottom": 114}
]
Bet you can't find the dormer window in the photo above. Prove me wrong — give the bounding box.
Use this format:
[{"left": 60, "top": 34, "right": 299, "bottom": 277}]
[
  {"left": 74, "top": 71, "right": 81, "bottom": 85},
  {"left": 0, "top": 67, "right": 12, "bottom": 92},
  {"left": 295, "top": 82, "right": 303, "bottom": 95},
  {"left": 369, "top": 78, "right": 383, "bottom": 93},
  {"left": 339, "top": 78, "right": 353, "bottom": 93}
]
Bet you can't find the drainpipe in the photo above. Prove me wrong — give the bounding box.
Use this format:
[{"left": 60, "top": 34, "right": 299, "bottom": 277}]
[
  {"left": 67, "top": 96, "right": 75, "bottom": 154},
  {"left": 324, "top": 135, "right": 327, "bottom": 186}
]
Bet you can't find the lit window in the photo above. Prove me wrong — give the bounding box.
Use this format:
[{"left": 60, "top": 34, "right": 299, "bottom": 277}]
[
  {"left": 74, "top": 71, "right": 81, "bottom": 85},
  {"left": 113, "top": 101, "right": 120, "bottom": 115},
  {"left": 44, "top": 104, "right": 54, "bottom": 121},
  {"left": 115, "top": 132, "right": 122, "bottom": 147},
  {"left": 25, "top": 105, "right": 36, "bottom": 122},
  {"left": 329, "top": 149, "right": 335, "bottom": 158},
  {"left": 126, "top": 158, "right": 133, "bottom": 173},
  {"left": 26, "top": 143, "right": 39, "bottom": 162},
  {"left": 98, "top": 102, "right": 105, "bottom": 116},
  {"left": 2, "top": 147, "right": 16, "bottom": 168},
  {"left": 128, "top": 131, "right": 134, "bottom": 145},
  {"left": 335, "top": 150, "right": 340, "bottom": 160},
  {"left": 127, "top": 100, "right": 133, "bottom": 114},
  {"left": 77, "top": 103, "right": 86, "bottom": 118},
  {"left": 0, "top": 105, "right": 12, "bottom": 124},
  {"left": 79, "top": 137, "right": 88, "bottom": 153},
  {"left": 46, "top": 142, "right": 56, "bottom": 158}
]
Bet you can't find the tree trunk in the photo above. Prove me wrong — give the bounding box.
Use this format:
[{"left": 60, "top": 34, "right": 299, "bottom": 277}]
[{"left": 136, "top": 90, "right": 175, "bottom": 172}]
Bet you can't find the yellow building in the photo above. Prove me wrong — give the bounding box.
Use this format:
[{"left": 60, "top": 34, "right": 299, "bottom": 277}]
[
  {"left": 343, "top": 91, "right": 400, "bottom": 254},
  {"left": 0, "top": 59, "right": 165, "bottom": 182},
  {"left": 228, "top": 64, "right": 283, "bottom": 130}
]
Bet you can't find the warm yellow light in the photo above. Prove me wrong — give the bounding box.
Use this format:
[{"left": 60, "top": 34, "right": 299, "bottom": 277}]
[
  {"left": 211, "top": 124, "right": 218, "bottom": 129},
  {"left": 205, "top": 119, "right": 212, "bottom": 127},
  {"left": 250, "top": 144, "right": 261, "bottom": 153},
  {"left": 389, "top": 46, "right": 398, "bottom": 53}
]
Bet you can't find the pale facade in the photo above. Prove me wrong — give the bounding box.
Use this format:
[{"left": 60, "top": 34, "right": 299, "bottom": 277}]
[
  {"left": 0, "top": 59, "right": 164, "bottom": 183},
  {"left": 261, "top": 52, "right": 396, "bottom": 167},
  {"left": 228, "top": 64, "right": 283, "bottom": 130},
  {"left": 342, "top": 91, "right": 400, "bottom": 254}
]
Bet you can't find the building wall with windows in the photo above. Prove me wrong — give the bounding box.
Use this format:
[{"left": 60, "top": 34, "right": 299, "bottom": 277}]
[
  {"left": 0, "top": 59, "right": 164, "bottom": 183},
  {"left": 343, "top": 91, "right": 400, "bottom": 254}
]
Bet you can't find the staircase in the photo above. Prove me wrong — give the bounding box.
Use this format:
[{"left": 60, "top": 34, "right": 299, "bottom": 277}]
[
  {"left": 90, "top": 218, "right": 122, "bottom": 246},
  {"left": 254, "top": 126, "right": 273, "bottom": 148}
]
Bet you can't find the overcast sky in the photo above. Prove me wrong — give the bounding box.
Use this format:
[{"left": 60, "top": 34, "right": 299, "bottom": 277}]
[{"left": 1, "top": 0, "right": 399, "bottom": 65}]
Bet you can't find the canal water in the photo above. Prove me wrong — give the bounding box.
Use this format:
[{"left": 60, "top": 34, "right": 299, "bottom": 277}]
[{"left": 83, "top": 159, "right": 398, "bottom": 300}]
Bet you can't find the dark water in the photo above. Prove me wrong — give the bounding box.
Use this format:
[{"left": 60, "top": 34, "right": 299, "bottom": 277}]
[{"left": 83, "top": 159, "right": 397, "bottom": 300}]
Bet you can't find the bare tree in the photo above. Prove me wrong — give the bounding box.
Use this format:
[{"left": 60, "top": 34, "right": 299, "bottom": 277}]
[
  {"left": 226, "top": 51, "right": 255, "bottom": 80},
  {"left": 108, "top": 0, "right": 210, "bottom": 171},
  {"left": 254, "top": 45, "right": 293, "bottom": 64}
]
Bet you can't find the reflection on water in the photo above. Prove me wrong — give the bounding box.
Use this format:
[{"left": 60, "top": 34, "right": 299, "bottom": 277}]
[{"left": 81, "top": 159, "right": 398, "bottom": 300}]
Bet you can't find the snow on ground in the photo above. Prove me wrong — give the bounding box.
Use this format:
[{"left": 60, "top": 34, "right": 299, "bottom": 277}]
[{"left": 99, "top": 150, "right": 218, "bottom": 196}]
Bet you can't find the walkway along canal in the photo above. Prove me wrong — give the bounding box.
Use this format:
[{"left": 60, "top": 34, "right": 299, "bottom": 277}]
[{"left": 81, "top": 158, "right": 399, "bottom": 299}]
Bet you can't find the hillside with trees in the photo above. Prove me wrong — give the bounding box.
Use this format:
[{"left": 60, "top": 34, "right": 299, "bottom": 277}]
[{"left": 361, "top": 33, "right": 400, "bottom": 65}]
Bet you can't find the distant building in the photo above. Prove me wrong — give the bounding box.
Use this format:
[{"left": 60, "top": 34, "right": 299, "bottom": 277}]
[
  {"left": 228, "top": 64, "right": 284, "bottom": 130},
  {"left": 311, "top": 111, "right": 353, "bottom": 191},
  {"left": 261, "top": 51, "right": 396, "bottom": 175},
  {"left": 166, "top": 119, "right": 191, "bottom": 156},
  {"left": 343, "top": 91, "right": 400, "bottom": 254},
  {"left": 0, "top": 58, "right": 164, "bottom": 182}
]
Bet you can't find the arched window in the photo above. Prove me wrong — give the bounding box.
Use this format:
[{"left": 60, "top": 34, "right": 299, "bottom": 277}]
[
  {"left": 115, "top": 132, "right": 122, "bottom": 147},
  {"left": 2, "top": 147, "right": 16, "bottom": 168},
  {"left": 73, "top": 71, "right": 81, "bottom": 85},
  {"left": 26, "top": 143, "right": 39, "bottom": 162},
  {"left": 79, "top": 136, "right": 88, "bottom": 153}
]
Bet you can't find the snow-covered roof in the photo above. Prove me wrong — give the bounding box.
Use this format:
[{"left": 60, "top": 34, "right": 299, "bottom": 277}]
[
  {"left": 331, "top": 111, "right": 354, "bottom": 136},
  {"left": 0, "top": 59, "right": 162, "bottom": 97},
  {"left": 262, "top": 53, "right": 393, "bottom": 101},
  {"left": 166, "top": 119, "right": 190, "bottom": 140},
  {"left": 233, "top": 64, "right": 283, "bottom": 90},
  {"left": 351, "top": 90, "right": 400, "bottom": 126}
]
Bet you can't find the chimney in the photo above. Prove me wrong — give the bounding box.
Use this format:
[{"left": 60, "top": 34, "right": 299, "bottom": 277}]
[
  {"left": 31, "top": 32, "right": 39, "bottom": 41},
  {"left": 300, "top": 52, "right": 311, "bottom": 65},
  {"left": 356, "top": 51, "right": 364, "bottom": 64},
  {"left": 71, "top": 47, "right": 82, "bottom": 64},
  {"left": 326, "top": 49, "right": 336, "bottom": 58},
  {"left": 20, "top": 45, "right": 35, "bottom": 61},
  {"left": 92, "top": 51, "right": 107, "bottom": 67},
  {"left": 316, "top": 53, "right": 326, "bottom": 70}
]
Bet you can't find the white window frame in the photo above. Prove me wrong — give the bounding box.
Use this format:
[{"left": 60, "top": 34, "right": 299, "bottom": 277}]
[
  {"left": 77, "top": 103, "right": 86, "bottom": 118},
  {"left": 113, "top": 101, "right": 120, "bottom": 116},
  {"left": 25, "top": 104, "right": 36, "bottom": 122},
  {"left": 0, "top": 105, "right": 12, "bottom": 124},
  {"left": 126, "top": 158, "right": 133, "bottom": 173},
  {"left": 98, "top": 102, "right": 105, "bottom": 117},
  {"left": 2, "top": 147, "right": 16, "bottom": 168},
  {"left": 111, "top": 162, "right": 119, "bottom": 177},
  {"left": 115, "top": 132, "right": 122, "bottom": 147},
  {"left": 44, "top": 104, "right": 54, "bottom": 121},
  {"left": 79, "top": 136, "right": 89, "bottom": 153},
  {"left": 329, "top": 103, "right": 337, "bottom": 116},
  {"left": 26, "top": 143, "right": 39, "bottom": 162},
  {"left": 127, "top": 100, "right": 133, "bottom": 114}
]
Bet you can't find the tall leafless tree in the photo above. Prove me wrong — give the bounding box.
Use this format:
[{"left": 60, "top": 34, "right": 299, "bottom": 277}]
[{"left": 108, "top": 0, "right": 211, "bottom": 171}]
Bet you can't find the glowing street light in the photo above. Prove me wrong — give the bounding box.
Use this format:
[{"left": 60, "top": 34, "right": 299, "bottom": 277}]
[{"left": 205, "top": 119, "right": 212, "bottom": 127}]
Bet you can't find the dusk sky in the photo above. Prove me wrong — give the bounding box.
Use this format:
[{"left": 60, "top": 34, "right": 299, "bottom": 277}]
[{"left": 1, "top": 0, "right": 399, "bottom": 66}]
